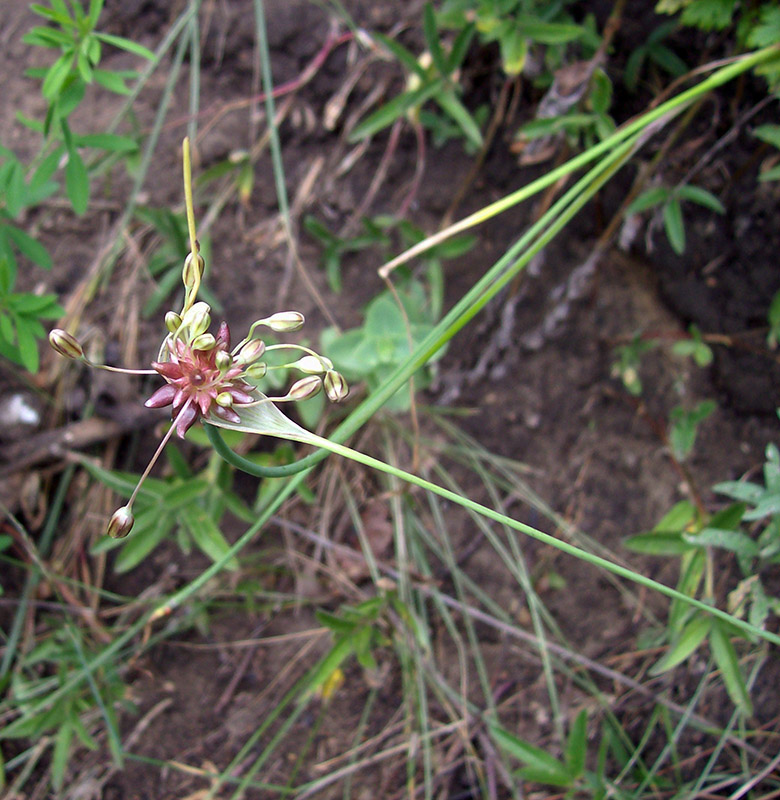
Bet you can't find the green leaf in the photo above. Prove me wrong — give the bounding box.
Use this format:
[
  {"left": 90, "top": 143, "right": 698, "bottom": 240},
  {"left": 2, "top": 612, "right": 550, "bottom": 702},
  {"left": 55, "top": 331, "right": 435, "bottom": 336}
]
[
  {"left": 5, "top": 226, "right": 52, "bottom": 269},
  {"left": 624, "top": 531, "right": 693, "bottom": 555},
  {"left": 625, "top": 186, "right": 670, "bottom": 215},
  {"left": 51, "top": 720, "right": 73, "bottom": 792},
  {"left": 42, "top": 52, "right": 75, "bottom": 100},
  {"left": 299, "top": 634, "right": 354, "bottom": 700},
  {"left": 663, "top": 196, "right": 685, "bottom": 254},
  {"left": 676, "top": 184, "right": 725, "bottom": 214},
  {"left": 423, "top": 2, "right": 447, "bottom": 76},
  {"left": 668, "top": 400, "right": 716, "bottom": 461},
  {"left": 713, "top": 480, "right": 764, "bottom": 505},
  {"left": 434, "top": 88, "right": 483, "bottom": 149},
  {"left": 94, "top": 31, "right": 156, "bottom": 61},
  {"left": 565, "top": 710, "right": 587, "bottom": 777},
  {"left": 113, "top": 516, "right": 173, "bottom": 573},
  {"left": 754, "top": 124, "right": 780, "bottom": 150},
  {"left": 92, "top": 68, "right": 133, "bottom": 95},
  {"left": 651, "top": 614, "right": 711, "bottom": 674},
  {"left": 709, "top": 622, "right": 752, "bottom": 714},
  {"left": 517, "top": 16, "right": 585, "bottom": 44},
  {"left": 684, "top": 527, "right": 758, "bottom": 558},
  {"left": 349, "top": 80, "right": 444, "bottom": 141},
  {"left": 15, "top": 319, "right": 40, "bottom": 373},
  {"left": 758, "top": 164, "right": 780, "bottom": 181},
  {"left": 372, "top": 31, "right": 428, "bottom": 78},
  {"left": 489, "top": 722, "right": 572, "bottom": 784},
  {"left": 180, "top": 504, "right": 238, "bottom": 570},
  {"left": 65, "top": 148, "right": 89, "bottom": 214},
  {"left": 75, "top": 132, "right": 138, "bottom": 153}
]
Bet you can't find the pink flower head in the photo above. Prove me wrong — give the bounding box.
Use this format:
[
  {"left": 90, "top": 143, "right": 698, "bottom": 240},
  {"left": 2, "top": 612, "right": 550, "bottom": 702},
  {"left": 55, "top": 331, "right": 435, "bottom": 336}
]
[{"left": 144, "top": 321, "right": 255, "bottom": 438}]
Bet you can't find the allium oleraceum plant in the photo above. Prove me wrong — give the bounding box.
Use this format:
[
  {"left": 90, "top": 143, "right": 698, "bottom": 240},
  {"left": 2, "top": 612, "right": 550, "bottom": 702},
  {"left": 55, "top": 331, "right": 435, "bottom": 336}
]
[{"left": 49, "top": 138, "right": 347, "bottom": 540}]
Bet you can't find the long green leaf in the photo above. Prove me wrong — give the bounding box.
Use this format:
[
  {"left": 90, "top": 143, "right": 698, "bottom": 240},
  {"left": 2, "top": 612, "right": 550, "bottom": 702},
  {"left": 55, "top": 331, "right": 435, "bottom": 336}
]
[{"left": 709, "top": 623, "right": 752, "bottom": 714}]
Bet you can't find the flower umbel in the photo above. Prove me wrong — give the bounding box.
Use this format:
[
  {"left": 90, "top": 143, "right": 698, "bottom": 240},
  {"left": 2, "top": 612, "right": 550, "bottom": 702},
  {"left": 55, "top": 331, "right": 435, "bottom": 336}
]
[{"left": 49, "top": 137, "right": 348, "bottom": 539}]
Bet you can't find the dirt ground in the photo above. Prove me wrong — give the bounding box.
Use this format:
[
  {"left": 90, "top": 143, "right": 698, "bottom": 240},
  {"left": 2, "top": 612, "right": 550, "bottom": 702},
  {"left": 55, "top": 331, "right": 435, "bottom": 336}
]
[{"left": 1, "top": 0, "right": 779, "bottom": 797}]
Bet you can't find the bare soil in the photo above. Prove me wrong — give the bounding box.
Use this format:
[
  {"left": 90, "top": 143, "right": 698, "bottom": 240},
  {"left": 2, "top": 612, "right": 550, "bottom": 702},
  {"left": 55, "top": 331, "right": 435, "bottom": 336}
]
[{"left": 1, "top": 1, "right": 778, "bottom": 797}]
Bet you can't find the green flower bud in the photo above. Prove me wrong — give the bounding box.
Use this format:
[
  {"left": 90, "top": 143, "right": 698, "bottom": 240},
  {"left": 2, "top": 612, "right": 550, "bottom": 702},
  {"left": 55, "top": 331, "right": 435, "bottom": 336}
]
[
  {"left": 236, "top": 338, "right": 266, "bottom": 365},
  {"left": 181, "top": 301, "right": 211, "bottom": 339},
  {"left": 107, "top": 506, "right": 134, "bottom": 539},
  {"left": 244, "top": 362, "right": 267, "bottom": 380},
  {"left": 215, "top": 350, "right": 233, "bottom": 372},
  {"left": 191, "top": 333, "right": 216, "bottom": 351},
  {"left": 165, "top": 311, "right": 183, "bottom": 334},
  {"left": 48, "top": 329, "right": 84, "bottom": 360},
  {"left": 287, "top": 375, "right": 322, "bottom": 401},
  {"left": 295, "top": 355, "right": 328, "bottom": 374},
  {"left": 261, "top": 311, "right": 305, "bottom": 332},
  {"left": 216, "top": 392, "right": 234, "bottom": 408},
  {"left": 324, "top": 370, "right": 349, "bottom": 402},
  {"left": 182, "top": 251, "right": 205, "bottom": 289}
]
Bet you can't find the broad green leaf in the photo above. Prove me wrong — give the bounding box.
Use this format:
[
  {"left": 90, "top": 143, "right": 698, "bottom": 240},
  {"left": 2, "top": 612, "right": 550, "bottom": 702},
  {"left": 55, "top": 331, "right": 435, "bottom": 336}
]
[
  {"left": 709, "top": 623, "right": 752, "bottom": 714},
  {"left": 663, "top": 196, "right": 685, "bottom": 254},
  {"left": 650, "top": 614, "right": 711, "bottom": 674}
]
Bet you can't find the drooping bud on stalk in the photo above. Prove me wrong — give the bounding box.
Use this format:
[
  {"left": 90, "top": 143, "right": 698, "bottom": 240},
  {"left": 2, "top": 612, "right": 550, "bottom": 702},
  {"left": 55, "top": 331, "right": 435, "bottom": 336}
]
[
  {"left": 324, "top": 370, "right": 349, "bottom": 402},
  {"left": 286, "top": 375, "right": 322, "bottom": 401},
  {"left": 181, "top": 301, "right": 211, "bottom": 339},
  {"left": 260, "top": 311, "right": 305, "bottom": 332},
  {"left": 191, "top": 332, "right": 216, "bottom": 351},
  {"left": 48, "top": 329, "right": 84, "bottom": 360},
  {"left": 107, "top": 505, "right": 135, "bottom": 538},
  {"left": 182, "top": 252, "right": 205, "bottom": 290},
  {"left": 244, "top": 362, "right": 267, "bottom": 380},
  {"left": 235, "top": 338, "right": 266, "bottom": 365},
  {"left": 165, "top": 311, "right": 183, "bottom": 333},
  {"left": 295, "top": 355, "right": 331, "bottom": 374}
]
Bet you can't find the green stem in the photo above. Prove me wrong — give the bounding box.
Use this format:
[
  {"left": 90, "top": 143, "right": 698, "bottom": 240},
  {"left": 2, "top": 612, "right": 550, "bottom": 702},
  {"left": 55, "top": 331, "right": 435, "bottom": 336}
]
[
  {"left": 300, "top": 433, "right": 780, "bottom": 649},
  {"left": 205, "top": 423, "right": 324, "bottom": 477}
]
